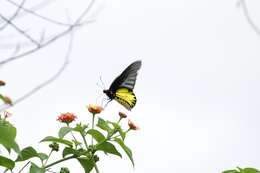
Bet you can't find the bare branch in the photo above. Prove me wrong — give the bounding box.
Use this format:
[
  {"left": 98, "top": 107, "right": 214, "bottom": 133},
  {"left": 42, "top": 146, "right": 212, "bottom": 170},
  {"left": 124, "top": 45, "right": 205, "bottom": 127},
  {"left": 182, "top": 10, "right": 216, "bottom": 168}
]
[
  {"left": 0, "top": 0, "right": 26, "bottom": 31},
  {"left": 0, "top": 25, "right": 74, "bottom": 112},
  {"left": 0, "top": 0, "right": 56, "bottom": 25},
  {"left": 239, "top": 0, "right": 260, "bottom": 36},
  {"left": 5, "top": 0, "right": 80, "bottom": 27},
  {"left": 0, "top": 19, "right": 95, "bottom": 49},
  {"left": 0, "top": 13, "right": 40, "bottom": 47},
  {"left": 0, "top": 0, "right": 96, "bottom": 66}
]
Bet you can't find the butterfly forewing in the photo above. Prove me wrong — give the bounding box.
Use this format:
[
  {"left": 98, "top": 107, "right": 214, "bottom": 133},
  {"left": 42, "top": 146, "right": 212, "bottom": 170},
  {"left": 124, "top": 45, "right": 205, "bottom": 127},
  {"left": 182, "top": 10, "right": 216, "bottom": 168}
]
[{"left": 109, "top": 61, "right": 142, "bottom": 92}]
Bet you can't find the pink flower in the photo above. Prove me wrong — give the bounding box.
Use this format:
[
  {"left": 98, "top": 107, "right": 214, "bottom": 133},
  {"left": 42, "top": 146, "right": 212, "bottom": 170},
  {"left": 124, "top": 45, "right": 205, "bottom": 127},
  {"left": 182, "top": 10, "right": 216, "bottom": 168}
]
[
  {"left": 128, "top": 119, "right": 140, "bottom": 130},
  {"left": 87, "top": 104, "right": 103, "bottom": 114},
  {"left": 57, "top": 112, "right": 77, "bottom": 124}
]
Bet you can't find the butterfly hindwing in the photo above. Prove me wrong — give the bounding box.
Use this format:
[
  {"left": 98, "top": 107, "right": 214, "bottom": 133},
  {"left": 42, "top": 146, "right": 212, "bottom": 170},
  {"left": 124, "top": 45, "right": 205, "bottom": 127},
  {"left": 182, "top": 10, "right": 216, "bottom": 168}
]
[
  {"left": 109, "top": 61, "right": 142, "bottom": 92},
  {"left": 114, "top": 88, "right": 137, "bottom": 110}
]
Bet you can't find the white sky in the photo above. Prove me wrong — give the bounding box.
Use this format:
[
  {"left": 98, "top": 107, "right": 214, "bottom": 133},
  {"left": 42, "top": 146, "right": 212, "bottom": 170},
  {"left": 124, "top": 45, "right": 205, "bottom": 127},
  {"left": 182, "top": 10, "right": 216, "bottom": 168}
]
[{"left": 1, "top": 0, "right": 260, "bottom": 172}]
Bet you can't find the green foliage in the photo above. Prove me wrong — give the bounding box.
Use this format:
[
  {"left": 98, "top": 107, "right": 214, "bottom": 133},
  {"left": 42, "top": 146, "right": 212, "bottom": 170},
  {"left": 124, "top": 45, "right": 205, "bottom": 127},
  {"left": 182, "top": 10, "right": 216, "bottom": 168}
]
[
  {"left": 223, "top": 167, "right": 260, "bottom": 173},
  {"left": 40, "top": 136, "right": 73, "bottom": 147},
  {"left": 60, "top": 167, "right": 70, "bottom": 173},
  {"left": 77, "top": 157, "right": 95, "bottom": 173},
  {"left": 29, "top": 162, "right": 45, "bottom": 173},
  {"left": 0, "top": 105, "right": 138, "bottom": 173},
  {"left": 87, "top": 129, "right": 105, "bottom": 143},
  {"left": 113, "top": 138, "right": 134, "bottom": 166},
  {"left": 97, "top": 117, "right": 113, "bottom": 134},
  {"left": 0, "top": 118, "right": 20, "bottom": 153},
  {"left": 16, "top": 147, "right": 42, "bottom": 162},
  {"left": 59, "top": 127, "right": 72, "bottom": 139},
  {"left": 0, "top": 155, "right": 15, "bottom": 170},
  {"left": 96, "top": 142, "right": 122, "bottom": 157}
]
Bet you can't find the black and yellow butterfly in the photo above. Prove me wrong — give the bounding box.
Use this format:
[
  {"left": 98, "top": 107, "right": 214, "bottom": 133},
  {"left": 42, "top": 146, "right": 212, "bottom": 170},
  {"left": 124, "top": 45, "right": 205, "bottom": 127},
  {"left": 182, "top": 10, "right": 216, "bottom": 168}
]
[{"left": 103, "top": 60, "right": 142, "bottom": 110}]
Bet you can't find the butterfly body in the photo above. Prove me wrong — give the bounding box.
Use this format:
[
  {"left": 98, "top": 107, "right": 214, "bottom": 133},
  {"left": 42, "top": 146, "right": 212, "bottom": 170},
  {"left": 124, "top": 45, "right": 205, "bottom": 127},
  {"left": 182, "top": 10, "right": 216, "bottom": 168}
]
[{"left": 103, "top": 60, "right": 142, "bottom": 110}]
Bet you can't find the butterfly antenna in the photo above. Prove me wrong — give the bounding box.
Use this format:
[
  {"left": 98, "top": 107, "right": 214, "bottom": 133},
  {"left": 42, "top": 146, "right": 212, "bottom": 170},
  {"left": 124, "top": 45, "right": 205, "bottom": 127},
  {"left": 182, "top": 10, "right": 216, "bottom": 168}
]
[
  {"left": 96, "top": 82, "right": 104, "bottom": 89},
  {"left": 95, "top": 92, "right": 104, "bottom": 104},
  {"left": 99, "top": 76, "right": 106, "bottom": 89}
]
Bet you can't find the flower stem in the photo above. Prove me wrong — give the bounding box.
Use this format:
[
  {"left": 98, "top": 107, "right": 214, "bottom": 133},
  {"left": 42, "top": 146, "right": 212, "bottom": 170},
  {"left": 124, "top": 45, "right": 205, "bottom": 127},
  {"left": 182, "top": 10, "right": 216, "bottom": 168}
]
[
  {"left": 90, "top": 113, "right": 100, "bottom": 173},
  {"left": 116, "top": 117, "right": 122, "bottom": 124},
  {"left": 91, "top": 113, "right": 95, "bottom": 145},
  {"left": 94, "top": 163, "right": 100, "bottom": 173},
  {"left": 67, "top": 123, "right": 79, "bottom": 149},
  {"left": 81, "top": 132, "right": 88, "bottom": 149},
  {"left": 18, "top": 161, "right": 30, "bottom": 173},
  {"left": 43, "top": 150, "right": 53, "bottom": 166},
  {"left": 44, "top": 155, "right": 75, "bottom": 169}
]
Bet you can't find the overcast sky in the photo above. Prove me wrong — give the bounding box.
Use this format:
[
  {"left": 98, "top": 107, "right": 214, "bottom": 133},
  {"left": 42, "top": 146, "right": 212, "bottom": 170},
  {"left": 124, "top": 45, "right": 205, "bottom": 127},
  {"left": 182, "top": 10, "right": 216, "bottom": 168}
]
[{"left": 1, "top": 0, "right": 260, "bottom": 172}]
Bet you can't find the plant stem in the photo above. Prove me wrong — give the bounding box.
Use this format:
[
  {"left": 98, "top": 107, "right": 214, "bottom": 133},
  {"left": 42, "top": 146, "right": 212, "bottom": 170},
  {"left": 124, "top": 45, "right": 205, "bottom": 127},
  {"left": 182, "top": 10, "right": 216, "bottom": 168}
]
[
  {"left": 43, "top": 150, "right": 53, "bottom": 166},
  {"left": 18, "top": 161, "right": 30, "bottom": 173},
  {"left": 81, "top": 132, "right": 88, "bottom": 149},
  {"left": 67, "top": 123, "right": 79, "bottom": 149},
  {"left": 44, "top": 155, "right": 75, "bottom": 169},
  {"left": 91, "top": 113, "right": 95, "bottom": 145},
  {"left": 94, "top": 163, "right": 100, "bottom": 173},
  {"left": 116, "top": 118, "right": 122, "bottom": 124}
]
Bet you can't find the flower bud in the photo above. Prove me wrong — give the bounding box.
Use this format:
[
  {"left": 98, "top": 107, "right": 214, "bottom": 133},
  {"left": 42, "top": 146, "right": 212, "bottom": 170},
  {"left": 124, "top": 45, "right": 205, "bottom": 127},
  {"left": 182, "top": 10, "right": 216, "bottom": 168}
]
[
  {"left": 93, "top": 155, "right": 99, "bottom": 162},
  {"left": 60, "top": 167, "right": 70, "bottom": 173},
  {"left": 3, "top": 96, "right": 12, "bottom": 105},
  {"left": 49, "top": 142, "right": 59, "bottom": 152},
  {"left": 0, "top": 80, "right": 6, "bottom": 86},
  {"left": 128, "top": 119, "right": 140, "bottom": 130},
  {"left": 119, "top": 112, "right": 127, "bottom": 119}
]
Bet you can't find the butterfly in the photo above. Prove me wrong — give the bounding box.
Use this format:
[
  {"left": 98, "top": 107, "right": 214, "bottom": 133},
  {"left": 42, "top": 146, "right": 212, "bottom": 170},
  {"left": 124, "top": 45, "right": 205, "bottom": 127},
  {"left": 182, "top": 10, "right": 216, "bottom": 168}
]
[{"left": 103, "top": 60, "right": 142, "bottom": 110}]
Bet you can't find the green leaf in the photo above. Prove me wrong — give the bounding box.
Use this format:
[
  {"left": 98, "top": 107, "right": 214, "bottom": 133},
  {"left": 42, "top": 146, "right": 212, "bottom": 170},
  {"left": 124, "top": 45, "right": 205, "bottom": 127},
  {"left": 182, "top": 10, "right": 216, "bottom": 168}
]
[
  {"left": 16, "top": 147, "right": 38, "bottom": 162},
  {"left": 222, "top": 168, "right": 260, "bottom": 173},
  {"left": 63, "top": 147, "right": 76, "bottom": 158},
  {"left": 0, "top": 94, "right": 5, "bottom": 103},
  {"left": 114, "top": 138, "right": 134, "bottom": 167},
  {"left": 243, "top": 168, "right": 260, "bottom": 173},
  {"left": 40, "top": 136, "right": 73, "bottom": 147},
  {"left": 96, "top": 142, "right": 122, "bottom": 157},
  {"left": 0, "top": 119, "right": 20, "bottom": 153},
  {"left": 29, "top": 162, "right": 45, "bottom": 173},
  {"left": 37, "top": 153, "right": 48, "bottom": 161},
  {"left": 73, "top": 123, "right": 88, "bottom": 134},
  {"left": 77, "top": 157, "right": 95, "bottom": 173},
  {"left": 87, "top": 129, "right": 105, "bottom": 143},
  {"left": 0, "top": 155, "right": 15, "bottom": 170},
  {"left": 108, "top": 122, "right": 126, "bottom": 140},
  {"left": 222, "top": 170, "right": 239, "bottom": 173},
  {"left": 97, "top": 118, "right": 112, "bottom": 133},
  {"left": 58, "top": 127, "right": 72, "bottom": 139}
]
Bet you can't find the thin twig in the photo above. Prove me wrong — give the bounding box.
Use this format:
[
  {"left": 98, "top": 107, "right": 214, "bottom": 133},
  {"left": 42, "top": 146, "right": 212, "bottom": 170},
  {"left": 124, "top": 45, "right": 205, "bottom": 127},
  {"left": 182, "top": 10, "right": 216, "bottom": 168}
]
[
  {"left": 0, "top": 19, "right": 94, "bottom": 49},
  {"left": 0, "top": 0, "right": 56, "bottom": 25},
  {"left": 0, "top": 23, "right": 74, "bottom": 112},
  {"left": 0, "top": 0, "right": 26, "bottom": 31},
  {"left": 239, "top": 0, "right": 260, "bottom": 36},
  {"left": 0, "top": 13, "right": 40, "bottom": 47},
  {"left": 0, "top": 0, "right": 96, "bottom": 66},
  {"left": 5, "top": 0, "right": 83, "bottom": 27}
]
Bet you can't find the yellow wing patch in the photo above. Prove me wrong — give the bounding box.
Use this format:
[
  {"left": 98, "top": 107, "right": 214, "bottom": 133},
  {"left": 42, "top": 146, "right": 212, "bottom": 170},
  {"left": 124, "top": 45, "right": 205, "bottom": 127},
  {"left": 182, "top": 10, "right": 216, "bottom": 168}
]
[{"left": 115, "top": 88, "right": 136, "bottom": 110}]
